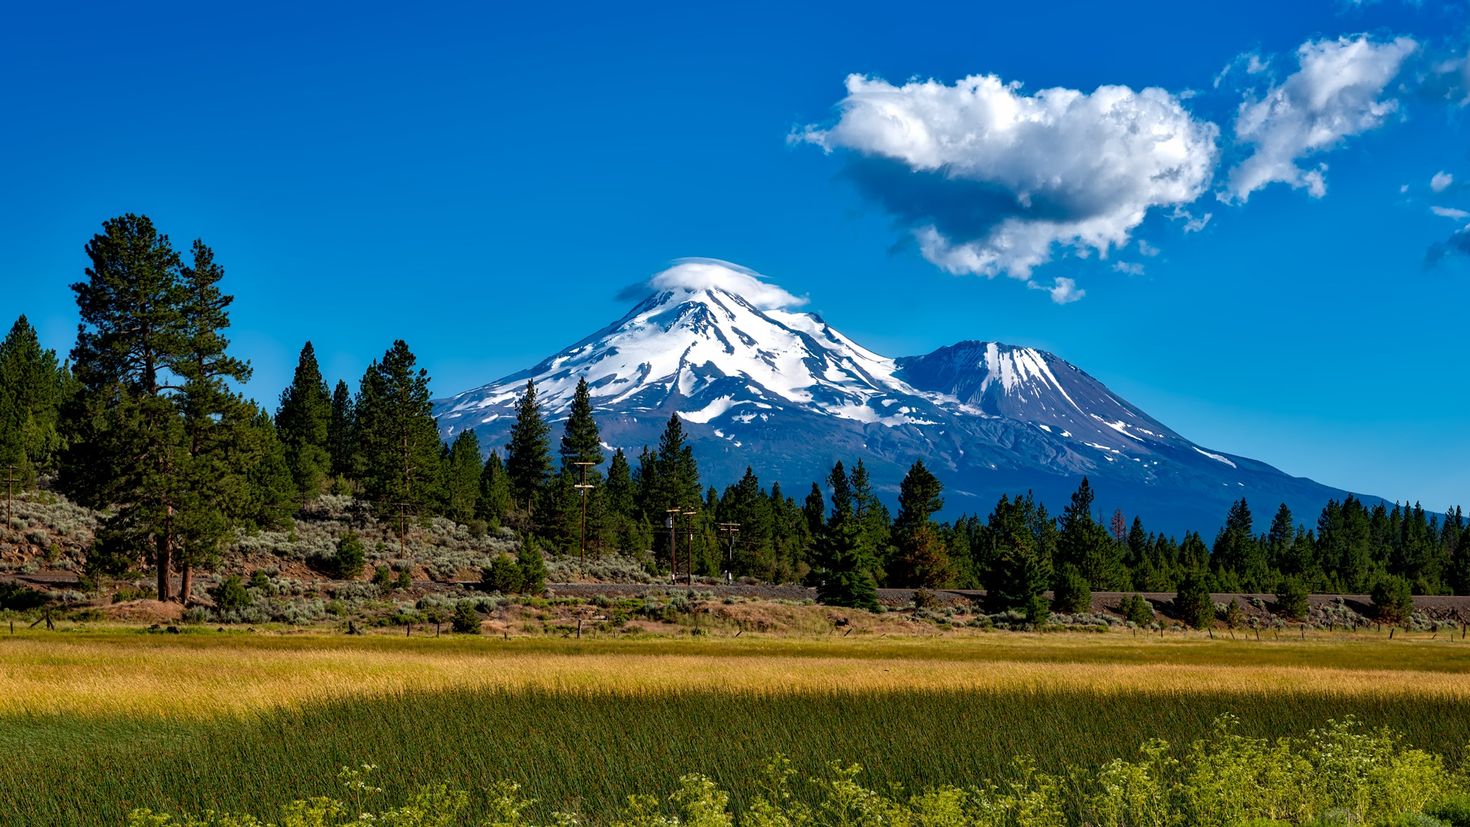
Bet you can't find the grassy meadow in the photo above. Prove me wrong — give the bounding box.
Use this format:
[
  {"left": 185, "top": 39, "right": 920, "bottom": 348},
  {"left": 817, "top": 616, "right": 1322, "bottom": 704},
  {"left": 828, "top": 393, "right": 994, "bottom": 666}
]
[{"left": 3, "top": 629, "right": 1470, "bottom": 824}]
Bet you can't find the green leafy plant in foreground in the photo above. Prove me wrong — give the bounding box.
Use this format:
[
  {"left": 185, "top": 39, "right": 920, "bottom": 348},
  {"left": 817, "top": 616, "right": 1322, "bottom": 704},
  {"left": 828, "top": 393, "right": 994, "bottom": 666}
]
[{"left": 126, "top": 715, "right": 1470, "bottom": 827}]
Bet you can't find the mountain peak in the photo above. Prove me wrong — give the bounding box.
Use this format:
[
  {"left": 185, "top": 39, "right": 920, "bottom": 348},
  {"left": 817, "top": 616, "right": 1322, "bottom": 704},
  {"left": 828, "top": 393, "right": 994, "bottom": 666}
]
[
  {"left": 435, "top": 261, "right": 1376, "bottom": 535},
  {"left": 637, "top": 258, "right": 808, "bottom": 312}
]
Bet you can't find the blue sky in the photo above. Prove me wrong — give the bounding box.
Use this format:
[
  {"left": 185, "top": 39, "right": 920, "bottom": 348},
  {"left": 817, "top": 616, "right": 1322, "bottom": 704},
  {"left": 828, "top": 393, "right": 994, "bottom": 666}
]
[{"left": 2, "top": 0, "right": 1467, "bottom": 510}]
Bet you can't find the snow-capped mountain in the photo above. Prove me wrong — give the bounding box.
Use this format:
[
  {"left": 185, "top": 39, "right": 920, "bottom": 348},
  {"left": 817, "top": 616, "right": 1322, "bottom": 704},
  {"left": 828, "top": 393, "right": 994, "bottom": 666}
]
[{"left": 435, "top": 260, "right": 1375, "bottom": 534}]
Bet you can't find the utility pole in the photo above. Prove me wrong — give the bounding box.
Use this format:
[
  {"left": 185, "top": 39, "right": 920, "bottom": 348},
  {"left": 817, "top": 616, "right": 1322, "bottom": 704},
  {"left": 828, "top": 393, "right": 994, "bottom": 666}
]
[
  {"left": 666, "top": 507, "right": 680, "bottom": 582},
  {"left": 717, "top": 522, "right": 741, "bottom": 565},
  {"left": 572, "top": 461, "right": 595, "bottom": 577},
  {"left": 683, "top": 508, "right": 696, "bottom": 586}
]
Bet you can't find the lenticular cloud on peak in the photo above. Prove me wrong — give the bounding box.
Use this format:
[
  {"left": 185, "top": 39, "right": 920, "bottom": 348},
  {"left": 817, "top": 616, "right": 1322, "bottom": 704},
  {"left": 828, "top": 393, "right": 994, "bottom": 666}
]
[{"left": 647, "top": 258, "right": 807, "bottom": 311}]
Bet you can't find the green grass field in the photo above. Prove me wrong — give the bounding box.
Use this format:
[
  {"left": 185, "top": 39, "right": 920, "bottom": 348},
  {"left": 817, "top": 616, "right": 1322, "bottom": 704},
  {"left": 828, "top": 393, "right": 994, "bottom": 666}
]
[{"left": 3, "top": 629, "right": 1469, "bottom": 824}]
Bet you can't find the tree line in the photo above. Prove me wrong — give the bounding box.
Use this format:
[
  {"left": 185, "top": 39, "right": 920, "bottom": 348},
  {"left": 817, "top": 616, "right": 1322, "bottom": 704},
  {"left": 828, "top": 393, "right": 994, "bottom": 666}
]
[{"left": 2, "top": 214, "right": 1467, "bottom": 609}]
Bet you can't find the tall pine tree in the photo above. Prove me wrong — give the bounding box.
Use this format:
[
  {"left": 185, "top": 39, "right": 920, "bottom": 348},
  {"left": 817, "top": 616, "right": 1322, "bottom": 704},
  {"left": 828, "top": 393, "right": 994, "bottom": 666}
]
[
  {"left": 1056, "top": 477, "right": 1127, "bottom": 590},
  {"left": 275, "top": 341, "right": 332, "bottom": 505},
  {"left": 889, "top": 460, "right": 952, "bottom": 587},
  {"left": 63, "top": 216, "right": 255, "bottom": 602},
  {"left": 476, "top": 450, "right": 512, "bottom": 527},
  {"left": 353, "top": 340, "right": 444, "bottom": 531},
  {"left": 0, "top": 315, "right": 68, "bottom": 484},
  {"left": 444, "top": 429, "right": 483, "bottom": 524},
  {"left": 813, "top": 461, "right": 879, "bottom": 610},
  {"left": 326, "top": 379, "right": 355, "bottom": 481},
  {"left": 504, "top": 380, "right": 552, "bottom": 515},
  {"left": 559, "top": 377, "right": 603, "bottom": 470},
  {"left": 172, "top": 239, "right": 256, "bottom": 603}
]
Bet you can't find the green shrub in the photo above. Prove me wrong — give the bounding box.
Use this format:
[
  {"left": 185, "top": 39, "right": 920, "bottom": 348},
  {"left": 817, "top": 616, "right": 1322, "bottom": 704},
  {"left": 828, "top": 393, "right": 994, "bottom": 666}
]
[
  {"left": 247, "top": 570, "right": 271, "bottom": 591},
  {"left": 517, "top": 538, "right": 546, "bottom": 594},
  {"left": 1175, "top": 572, "right": 1214, "bottom": 629},
  {"left": 1052, "top": 565, "right": 1091, "bottom": 613},
  {"left": 0, "top": 582, "right": 47, "bottom": 611},
  {"left": 123, "top": 716, "right": 1466, "bottom": 827},
  {"left": 371, "top": 564, "right": 393, "bottom": 588},
  {"left": 332, "top": 532, "right": 365, "bottom": 580},
  {"left": 1427, "top": 794, "right": 1470, "bottom": 826},
  {"left": 209, "top": 575, "right": 250, "bottom": 614},
  {"left": 1118, "top": 593, "right": 1154, "bottom": 625},
  {"left": 1372, "top": 575, "right": 1415, "bottom": 625},
  {"left": 451, "top": 602, "right": 481, "bottom": 634},
  {"left": 1024, "top": 595, "right": 1051, "bottom": 626},
  {"left": 1275, "top": 576, "right": 1309, "bottom": 620},
  {"left": 481, "top": 554, "right": 522, "bottom": 594},
  {"left": 1224, "top": 597, "right": 1245, "bottom": 629}
]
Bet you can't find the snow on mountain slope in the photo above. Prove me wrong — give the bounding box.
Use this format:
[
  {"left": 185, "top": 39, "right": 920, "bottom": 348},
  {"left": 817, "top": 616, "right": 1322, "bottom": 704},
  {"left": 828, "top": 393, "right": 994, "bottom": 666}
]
[
  {"left": 894, "top": 340, "right": 1188, "bottom": 455},
  {"left": 435, "top": 259, "right": 1378, "bottom": 534},
  {"left": 436, "top": 260, "right": 946, "bottom": 435}
]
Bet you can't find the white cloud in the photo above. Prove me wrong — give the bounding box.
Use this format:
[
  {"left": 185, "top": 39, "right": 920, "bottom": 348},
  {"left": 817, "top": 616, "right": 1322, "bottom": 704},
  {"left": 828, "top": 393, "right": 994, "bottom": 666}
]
[
  {"left": 1137, "top": 240, "right": 1160, "bottom": 257},
  {"left": 1171, "top": 206, "right": 1213, "bottom": 232},
  {"left": 798, "top": 73, "right": 1219, "bottom": 283},
  {"left": 1431, "top": 171, "right": 1454, "bottom": 193},
  {"left": 1226, "top": 35, "right": 1417, "bottom": 202},
  {"left": 1028, "top": 276, "right": 1085, "bottom": 304},
  {"left": 1431, "top": 206, "right": 1470, "bottom": 220},
  {"left": 1214, "top": 52, "right": 1270, "bottom": 89},
  {"left": 1113, "top": 261, "right": 1146, "bottom": 276},
  {"left": 645, "top": 258, "right": 806, "bottom": 310}
]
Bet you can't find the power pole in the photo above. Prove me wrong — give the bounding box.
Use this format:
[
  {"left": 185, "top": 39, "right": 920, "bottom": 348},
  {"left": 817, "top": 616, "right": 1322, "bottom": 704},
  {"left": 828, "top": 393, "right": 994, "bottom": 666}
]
[
  {"left": 666, "top": 507, "right": 680, "bottom": 582},
  {"left": 683, "top": 508, "right": 696, "bottom": 586},
  {"left": 717, "top": 522, "right": 741, "bottom": 565},
  {"left": 572, "top": 461, "right": 595, "bottom": 577}
]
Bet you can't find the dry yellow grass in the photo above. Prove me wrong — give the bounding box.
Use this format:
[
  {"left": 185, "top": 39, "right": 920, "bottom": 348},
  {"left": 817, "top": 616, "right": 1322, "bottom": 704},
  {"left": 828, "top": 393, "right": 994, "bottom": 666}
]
[{"left": 3, "top": 628, "right": 1468, "bottom": 719}]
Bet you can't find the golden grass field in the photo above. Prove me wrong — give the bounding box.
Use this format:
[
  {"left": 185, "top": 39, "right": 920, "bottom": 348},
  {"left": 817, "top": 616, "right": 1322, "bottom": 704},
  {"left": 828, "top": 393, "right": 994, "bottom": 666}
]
[
  {"left": 5, "top": 627, "right": 1470, "bottom": 717},
  {"left": 4, "top": 627, "right": 1470, "bottom": 824}
]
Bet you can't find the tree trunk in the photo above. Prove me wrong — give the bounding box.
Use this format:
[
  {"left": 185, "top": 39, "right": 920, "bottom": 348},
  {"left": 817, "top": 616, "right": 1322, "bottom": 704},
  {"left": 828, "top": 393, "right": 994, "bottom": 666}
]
[
  {"left": 180, "top": 560, "right": 193, "bottom": 607},
  {"left": 156, "top": 534, "right": 173, "bottom": 602}
]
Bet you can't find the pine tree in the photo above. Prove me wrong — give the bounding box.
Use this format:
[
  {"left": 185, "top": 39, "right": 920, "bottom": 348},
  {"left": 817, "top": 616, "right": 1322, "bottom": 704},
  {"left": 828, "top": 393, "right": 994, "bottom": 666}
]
[
  {"left": 718, "top": 467, "right": 775, "bottom": 578},
  {"left": 1056, "top": 477, "right": 1127, "bottom": 590},
  {"left": 889, "top": 461, "right": 951, "bottom": 587},
  {"left": 172, "top": 239, "right": 256, "bottom": 603},
  {"left": 849, "top": 460, "right": 892, "bottom": 558},
  {"left": 803, "top": 482, "right": 825, "bottom": 538},
  {"left": 444, "top": 430, "right": 482, "bottom": 524},
  {"left": 504, "top": 380, "right": 552, "bottom": 514},
  {"left": 604, "top": 448, "right": 641, "bottom": 555},
  {"left": 476, "top": 451, "right": 512, "bottom": 527},
  {"left": 517, "top": 537, "right": 547, "bottom": 594},
  {"left": 353, "top": 340, "right": 444, "bottom": 530},
  {"left": 559, "top": 377, "right": 602, "bottom": 470},
  {"left": 1450, "top": 530, "right": 1470, "bottom": 596},
  {"left": 813, "top": 461, "right": 879, "bottom": 610},
  {"left": 1175, "top": 570, "right": 1215, "bottom": 629},
  {"left": 1266, "top": 503, "right": 1296, "bottom": 572},
  {"left": 239, "top": 407, "right": 297, "bottom": 530},
  {"left": 1211, "top": 498, "right": 1268, "bottom": 592},
  {"left": 604, "top": 448, "right": 636, "bottom": 520},
  {"left": 327, "top": 379, "right": 355, "bottom": 480},
  {"left": 984, "top": 494, "right": 1052, "bottom": 621},
  {"left": 275, "top": 342, "right": 332, "bottom": 504},
  {"left": 63, "top": 216, "right": 255, "bottom": 602},
  {"left": 654, "top": 413, "right": 701, "bottom": 511},
  {"left": 0, "top": 315, "right": 67, "bottom": 483}
]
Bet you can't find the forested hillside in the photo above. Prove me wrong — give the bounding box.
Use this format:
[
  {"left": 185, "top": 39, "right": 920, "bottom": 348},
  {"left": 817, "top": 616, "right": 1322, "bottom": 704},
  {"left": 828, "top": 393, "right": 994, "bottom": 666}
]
[{"left": 3, "top": 214, "right": 1468, "bottom": 619}]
